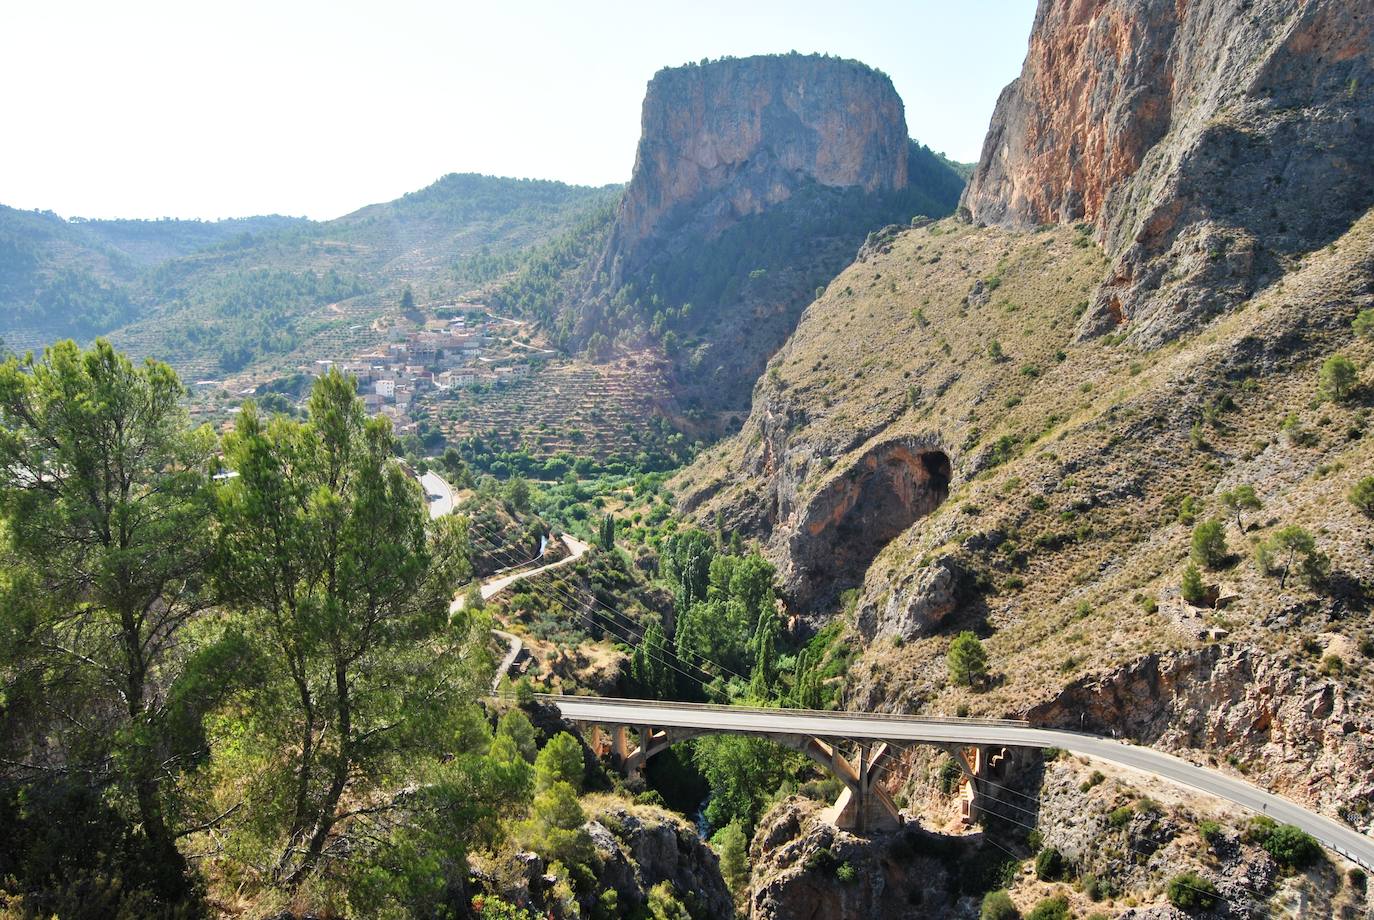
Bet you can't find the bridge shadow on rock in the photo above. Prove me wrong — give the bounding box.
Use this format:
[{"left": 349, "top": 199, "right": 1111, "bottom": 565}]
[{"left": 784, "top": 435, "right": 951, "bottom": 614}]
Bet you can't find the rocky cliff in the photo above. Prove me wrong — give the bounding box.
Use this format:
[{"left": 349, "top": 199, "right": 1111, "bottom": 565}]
[
  {"left": 565, "top": 53, "right": 966, "bottom": 419},
  {"left": 963, "top": 0, "right": 1374, "bottom": 345},
  {"left": 603, "top": 54, "right": 911, "bottom": 285}
]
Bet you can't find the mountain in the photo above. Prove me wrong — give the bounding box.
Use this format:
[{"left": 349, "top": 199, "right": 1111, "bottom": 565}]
[
  {"left": 524, "top": 53, "right": 967, "bottom": 421},
  {"left": 0, "top": 176, "right": 620, "bottom": 374},
  {"left": 963, "top": 0, "right": 1374, "bottom": 345},
  {"left": 676, "top": 0, "right": 1374, "bottom": 910},
  {"left": 0, "top": 206, "right": 306, "bottom": 344}
]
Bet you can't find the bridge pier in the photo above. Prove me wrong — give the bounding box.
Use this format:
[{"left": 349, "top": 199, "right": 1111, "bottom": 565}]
[
  {"left": 939, "top": 743, "right": 1013, "bottom": 825},
  {"left": 574, "top": 718, "right": 901, "bottom": 835}
]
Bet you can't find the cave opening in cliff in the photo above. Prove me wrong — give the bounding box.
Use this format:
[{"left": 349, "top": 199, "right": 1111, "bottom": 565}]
[{"left": 803, "top": 443, "right": 951, "bottom": 609}]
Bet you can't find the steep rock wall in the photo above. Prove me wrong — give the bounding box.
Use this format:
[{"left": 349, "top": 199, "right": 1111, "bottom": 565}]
[
  {"left": 963, "top": 0, "right": 1374, "bottom": 344},
  {"left": 604, "top": 54, "right": 911, "bottom": 283}
]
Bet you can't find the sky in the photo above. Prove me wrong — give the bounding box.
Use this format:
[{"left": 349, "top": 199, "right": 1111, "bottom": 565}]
[{"left": 0, "top": 0, "right": 1037, "bottom": 222}]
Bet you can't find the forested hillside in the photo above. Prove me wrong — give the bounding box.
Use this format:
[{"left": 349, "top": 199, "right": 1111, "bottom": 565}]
[{"left": 0, "top": 176, "right": 621, "bottom": 374}]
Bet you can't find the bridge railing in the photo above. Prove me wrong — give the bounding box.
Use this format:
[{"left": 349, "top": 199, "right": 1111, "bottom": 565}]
[{"left": 489, "top": 691, "right": 1030, "bottom": 728}]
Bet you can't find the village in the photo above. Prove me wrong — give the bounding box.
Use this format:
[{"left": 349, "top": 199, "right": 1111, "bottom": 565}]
[{"left": 304, "top": 301, "right": 550, "bottom": 431}]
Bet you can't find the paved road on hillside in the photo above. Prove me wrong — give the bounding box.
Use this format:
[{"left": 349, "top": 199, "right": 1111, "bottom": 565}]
[
  {"left": 542, "top": 695, "right": 1374, "bottom": 870},
  {"left": 450, "top": 533, "right": 591, "bottom": 612}
]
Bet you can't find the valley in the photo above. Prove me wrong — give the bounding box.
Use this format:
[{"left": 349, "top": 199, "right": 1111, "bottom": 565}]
[{"left": 2, "top": 7, "right": 1374, "bottom": 920}]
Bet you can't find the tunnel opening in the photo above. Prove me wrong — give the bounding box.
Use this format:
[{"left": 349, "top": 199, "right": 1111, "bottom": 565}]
[{"left": 790, "top": 439, "right": 952, "bottom": 612}]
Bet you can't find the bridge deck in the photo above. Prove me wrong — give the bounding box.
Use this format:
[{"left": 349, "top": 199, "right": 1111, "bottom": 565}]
[{"left": 533, "top": 694, "right": 1374, "bottom": 870}]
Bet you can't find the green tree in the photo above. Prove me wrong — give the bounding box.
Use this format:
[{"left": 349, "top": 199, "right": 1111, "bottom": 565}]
[
  {"left": 1256, "top": 525, "right": 1317, "bottom": 589},
  {"left": 214, "top": 370, "right": 478, "bottom": 887},
  {"left": 535, "top": 731, "right": 585, "bottom": 793},
  {"left": 980, "top": 889, "right": 1019, "bottom": 920},
  {"left": 1166, "top": 872, "right": 1219, "bottom": 911},
  {"left": 504, "top": 475, "right": 532, "bottom": 514},
  {"left": 1034, "top": 846, "right": 1065, "bottom": 881},
  {"left": 1181, "top": 562, "right": 1207, "bottom": 606},
  {"left": 647, "top": 881, "right": 691, "bottom": 920},
  {"left": 664, "top": 529, "right": 716, "bottom": 615},
  {"left": 632, "top": 620, "right": 677, "bottom": 699},
  {"left": 497, "top": 708, "right": 540, "bottom": 763},
  {"left": 749, "top": 607, "right": 781, "bottom": 698},
  {"left": 1191, "top": 517, "right": 1229, "bottom": 568},
  {"left": 598, "top": 512, "right": 616, "bottom": 551},
  {"left": 947, "top": 631, "right": 989, "bottom": 688},
  {"left": 694, "top": 735, "right": 804, "bottom": 835},
  {"left": 712, "top": 820, "right": 750, "bottom": 895},
  {"left": 1261, "top": 824, "right": 1321, "bottom": 869},
  {"left": 1354, "top": 308, "right": 1374, "bottom": 339},
  {"left": 0, "top": 340, "right": 217, "bottom": 900},
  {"left": 400, "top": 284, "right": 416, "bottom": 311},
  {"left": 1319, "top": 354, "right": 1358, "bottom": 401},
  {"left": 1219, "top": 484, "right": 1262, "bottom": 532},
  {"left": 1349, "top": 476, "right": 1374, "bottom": 515},
  {"left": 519, "top": 780, "right": 596, "bottom": 873}
]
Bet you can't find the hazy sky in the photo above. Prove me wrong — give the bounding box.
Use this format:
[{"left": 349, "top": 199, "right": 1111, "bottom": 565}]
[{"left": 1, "top": 0, "right": 1036, "bottom": 221}]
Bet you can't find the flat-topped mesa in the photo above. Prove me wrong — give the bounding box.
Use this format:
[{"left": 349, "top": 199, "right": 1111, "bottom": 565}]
[
  {"left": 962, "top": 0, "right": 1374, "bottom": 345},
  {"left": 603, "top": 53, "right": 911, "bottom": 283}
]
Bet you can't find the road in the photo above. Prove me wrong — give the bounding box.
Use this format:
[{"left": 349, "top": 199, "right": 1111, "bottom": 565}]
[
  {"left": 450, "top": 533, "right": 591, "bottom": 612},
  {"left": 419, "top": 470, "right": 455, "bottom": 519},
  {"left": 540, "top": 695, "right": 1374, "bottom": 870}
]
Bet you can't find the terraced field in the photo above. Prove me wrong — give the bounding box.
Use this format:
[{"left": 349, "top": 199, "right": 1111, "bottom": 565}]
[{"left": 417, "top": 353, "right": 679, "bottom": 459}]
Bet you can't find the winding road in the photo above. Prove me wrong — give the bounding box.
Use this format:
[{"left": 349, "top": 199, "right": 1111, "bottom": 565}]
[{"left": 542, "top": 695, "right": 1374, "bottom": 870}]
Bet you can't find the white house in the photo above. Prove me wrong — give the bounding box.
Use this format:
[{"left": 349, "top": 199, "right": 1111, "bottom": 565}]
[{"left": 374, "top": 378, "right": 396, "bottom": 399}]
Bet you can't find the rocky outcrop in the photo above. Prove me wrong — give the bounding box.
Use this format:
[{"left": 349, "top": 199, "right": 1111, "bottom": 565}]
[
  {"left": 963, "top": 0, "right": 1374, "bottom": 345},
  {"left": 603, "top": 54, "right": 911, "bottom": 284},
  {"left": 749, "top": 797, "right": 998, "bottom": 920},
  {"left": 585, "top": 800, "right": 733, "bottom": 918},
  {"left": 781, "top": 437, "right": 951, "bottom": 612},
  {"left": 1027, "top": 644, "right": 1374, "bottom": 829},
  {"left": 569, "top": 53, "right": 966, "bottom": 420}
]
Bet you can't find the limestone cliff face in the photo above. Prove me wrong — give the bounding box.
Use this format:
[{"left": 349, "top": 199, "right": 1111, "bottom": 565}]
[
  {"left": 963, "top": 0, "right": 1374, "bottom": 344},
  {"left": 603, "top": 54, "right": 911, "bottom": 284}
]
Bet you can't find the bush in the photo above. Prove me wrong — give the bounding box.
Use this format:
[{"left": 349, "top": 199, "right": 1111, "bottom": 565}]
[
  {"left": 1108, "top": 805, "right": 1134, "bottom": 828},
  {"left": 1167, "top": 872, "right": 1219, "bottom": 911},
  {"left": 1034, "top": 846, "right": 1065, "bottom": 881},
  {"left": 1198, "top": 819, "right": 1223, "bottom": 846},
  {"left": 835, "top": 861, "right": 857, "bottom": 884},
  {"left": 1083, "top": 873, "right": 1115, "bottom": 901},
  {"left": 1350, "top": 476, "right": 1374, "bottom": 515},
  {"left": 1191, "top": 518, "right": 1229, "bottom": 568},
  {"left": 1260, "top": 823, "right": 1321, "bottom": 869},
  {"left": 1026, "top": 895, "right": 1070, "bottom": 920},
  {"left": 980, "top": 889, "right": 1020, "bottom": 920}
]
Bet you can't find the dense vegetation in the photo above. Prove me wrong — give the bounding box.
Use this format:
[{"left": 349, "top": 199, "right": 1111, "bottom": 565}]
[{"left": 0, "top": 342, "right": 525, "bottom": 917}]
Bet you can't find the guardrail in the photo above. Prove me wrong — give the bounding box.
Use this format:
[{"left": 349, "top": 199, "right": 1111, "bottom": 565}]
[{"left": 487, "top": 692, "right": 1030, "bottom": 728}]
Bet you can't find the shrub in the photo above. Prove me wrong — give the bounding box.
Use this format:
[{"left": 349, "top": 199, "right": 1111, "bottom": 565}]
[
  {"left": 1355, "top": 308, "right": 1374, "bottom": 338},
  {"left": 1349, "top": 476, "right": 1374, "bottom": 515},
  {"left": 1083, "top": 873, "right": 1115, "bottom": 901},
  {"left": 1260, "top": 823, "right": 1321, "bottom": 869},
  {"left": 1191, "top": 518, "right": 1229, "bottom": 568},
  {"left": 1079, "top": 770, "right": 1106, "bottom": 792},
  {"left": 1108, "top": 805, "right": 1135, "bottom": 828},
  {"left": 1026, "top": 895, "right": 1070, "bottom": 920},
  {"left": 1319, "top": 354, "right": 1358, "bottom": 401},
  {"left": 1167, "top": 872, "right": 1219, "bottom": 911},
  {"left": 980, "top": 889, "right": 1019, "bottom": 920},
  {"left": 1034, "top": 846, "right": 1065, "bottom": 881},
  {"left": 1198, "top": 819, "right": 1223, "bottom": 846},
  {"left": 835, "top": 861, "right": 857, "bottom": 884}
]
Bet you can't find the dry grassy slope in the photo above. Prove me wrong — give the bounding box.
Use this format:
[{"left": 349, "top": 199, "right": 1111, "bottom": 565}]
[{"left": 676, "top": 210, "right": 1374, "bottom": 815}]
